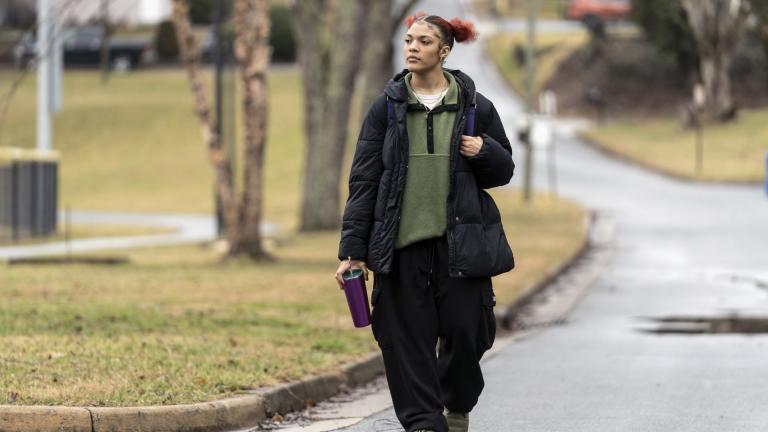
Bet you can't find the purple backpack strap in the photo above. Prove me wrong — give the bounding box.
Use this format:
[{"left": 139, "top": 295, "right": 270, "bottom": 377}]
[
  {"left": 465, "top": 91, "right": 477, "bottom": 136},
  {"left": 386, "top": 96, "right": 394, "bottom": 128}
]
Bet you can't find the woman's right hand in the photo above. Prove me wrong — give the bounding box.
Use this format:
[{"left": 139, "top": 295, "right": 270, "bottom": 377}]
[{"left": 335, "top": 258, "right": 370, "bottom": 290}]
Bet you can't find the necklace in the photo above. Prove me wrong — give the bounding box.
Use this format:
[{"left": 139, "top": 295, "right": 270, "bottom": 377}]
[
  {"left": 413, "top": 79, "right": 449, "bottom": 97},
  {"left": 413, "top": 79, "right": 449, "bottom": 109}
]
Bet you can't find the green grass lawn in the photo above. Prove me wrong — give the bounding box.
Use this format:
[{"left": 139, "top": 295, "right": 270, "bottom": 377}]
[
  {"left": 0, "top": 67, "right": 586, "bottom": 406},
  {"left": 1, "top": 68, "right": 302, "bottom": 230},
  {"left": 473, "top": 0, "right": 569, "bottom": 19},
  {"left": 581, "top": 111, "right": 768, "bottom": 183},
  {"left": 485, "top": 30, "right": 587, "bottom": 99}
]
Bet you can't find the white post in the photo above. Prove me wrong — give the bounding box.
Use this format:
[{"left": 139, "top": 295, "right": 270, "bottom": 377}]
[
  {"left": 51, "top": 18, "right": 63, "bottom": 113},
  {"left": 36, "top": 0, "right": 52, "bottom": 151}
]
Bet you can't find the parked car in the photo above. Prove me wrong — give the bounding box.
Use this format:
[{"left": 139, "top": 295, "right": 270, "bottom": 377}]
[
  {"left": 566, "top": 0, "right": 630, "bottom": 25},
  {"left": 13, "top": 25, "right": 155, "bottom": 70}
]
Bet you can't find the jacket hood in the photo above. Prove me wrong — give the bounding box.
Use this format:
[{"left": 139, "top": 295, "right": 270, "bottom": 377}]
[{"left": 384, "top": 68, "right": 476, "bottom": 103}]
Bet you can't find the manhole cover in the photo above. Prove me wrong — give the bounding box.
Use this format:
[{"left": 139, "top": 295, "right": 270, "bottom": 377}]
[{"left": 639, "top": 315, "right": 768, "bottom": 334}]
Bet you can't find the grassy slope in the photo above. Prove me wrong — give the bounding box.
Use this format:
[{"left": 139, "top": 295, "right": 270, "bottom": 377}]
[
  {"left": 1, "top": 68, "right": 303, "bottom": 228},
  {"left": 582, "top": 112, "right": 768, "bottom": 183},
  {"left": 472, "top": 0, "right": 569, "bottom": 19},
  {"left": 0, "top": 68, "right": 586, "bottom": 406},
  {"left": 485, "top": 31, "right": 587, "bottom": 98}
]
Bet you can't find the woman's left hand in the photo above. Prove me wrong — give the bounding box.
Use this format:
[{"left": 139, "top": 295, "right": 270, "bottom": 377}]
[{"left": 459, "top": 135, "right": 483, "bottom": 157}]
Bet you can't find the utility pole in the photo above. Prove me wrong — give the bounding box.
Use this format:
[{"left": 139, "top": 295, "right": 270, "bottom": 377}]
[
  {"left": 36, "top": 0, "right": 61, "bottom": 239},
  {"left": 37, "top": 0, "right": 51, "bottom": 151},
  {"left": 51, "top": 15, "right": 63, "bottom": 113},
  {"left": 522, "top": 0, "right": 539, "bottom": 203},
  {"left": 100, "top": 0, "right": 111, "bottom": 82}
]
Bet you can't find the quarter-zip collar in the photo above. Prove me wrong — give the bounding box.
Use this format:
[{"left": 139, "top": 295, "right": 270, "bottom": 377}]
[{"left": 385, "top": 67, "right": 476, "bottom": 104}]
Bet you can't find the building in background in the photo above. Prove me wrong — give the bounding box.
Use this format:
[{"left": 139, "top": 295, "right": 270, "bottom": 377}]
[
  {"left": 2, "top": 0, "right": 172, "bottom": 27},
  {"left": 59, "top": 0, "right": 172, "bottom": 26}
]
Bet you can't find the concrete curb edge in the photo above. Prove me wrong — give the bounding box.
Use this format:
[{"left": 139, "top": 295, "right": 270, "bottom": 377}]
[
  {"left": 0, "top": 353, "right": 384, "bottom": 432},
  {"left": 494, "top": 210, "right": 594, "bottom": 329}
]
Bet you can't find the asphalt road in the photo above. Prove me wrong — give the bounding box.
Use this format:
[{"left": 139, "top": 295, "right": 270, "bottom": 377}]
[{"left": 335, "top": 0, "right": 768, "bottom": 430}]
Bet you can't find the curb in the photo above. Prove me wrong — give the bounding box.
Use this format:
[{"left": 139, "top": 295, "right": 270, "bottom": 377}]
[
  {"left": 0, "top": 218, "right": 590, "bottom": 432},
  {"left": 0, "top": 354, "right": 383, "bottom": 432},
  {"left": 577, "top": 130, "right": 762, "bottom": 187},
  {"left": 494, "top": 210, "right": 594, "bottom": 329}
]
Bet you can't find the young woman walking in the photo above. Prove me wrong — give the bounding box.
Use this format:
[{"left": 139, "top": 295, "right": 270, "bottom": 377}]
[{"left": 335, "top": 12, "right": 515, "bottom": 432}]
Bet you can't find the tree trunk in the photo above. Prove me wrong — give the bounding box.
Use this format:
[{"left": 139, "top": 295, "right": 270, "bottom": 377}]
[
  {"left": 171, "top": 0, "right": 271, "bottom": 259},
  {"left": 233, "top": 0, "right": 271, "bottom": 258},
  {"left": 681, "top": 0, "right": 745, "bottom": 122},
  {"left": 296, "top": 0, "right": 371, "bottom": 231},
  {"left": 359, "top": 0, "right": 419, "bottom": 114}
]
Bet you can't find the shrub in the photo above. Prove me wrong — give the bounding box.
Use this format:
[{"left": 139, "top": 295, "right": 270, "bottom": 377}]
[
  {"left": 155, "top": 20, "right": 179, "bottom": 60},
  {"left": 269, "top": 4, "right": 296, "bottom": 63}
]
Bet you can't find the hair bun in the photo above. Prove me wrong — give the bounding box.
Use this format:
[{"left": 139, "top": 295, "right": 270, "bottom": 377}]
[{"left": 449, "top": 18, "right": 479, "bottom": 43}]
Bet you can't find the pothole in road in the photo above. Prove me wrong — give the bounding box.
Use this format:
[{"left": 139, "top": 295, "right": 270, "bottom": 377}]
[
  {"left": 639, "top": 315, "right": 768, "bottom": 334},
  {"left": 714, "top": 273, "right": 768, "bottom": 291}
]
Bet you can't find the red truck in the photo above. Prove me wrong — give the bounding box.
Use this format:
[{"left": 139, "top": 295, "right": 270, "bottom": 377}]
[{"left": 566, "top": 0, "right": 630, "bottom": 24}]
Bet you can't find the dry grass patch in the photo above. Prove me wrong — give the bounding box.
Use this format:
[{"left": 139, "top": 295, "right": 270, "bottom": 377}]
[
  {"left": 472, "top": 0, "right": 569, "bottom": 19},
  {"left": 581, "top": 110, "right": 768, "bottom": 183},
  {"left": 0, "top": 189, "right": 585, "bottom": 406},
  {"left": 485, "top": 31, "right": 587, "bottom": 98}
]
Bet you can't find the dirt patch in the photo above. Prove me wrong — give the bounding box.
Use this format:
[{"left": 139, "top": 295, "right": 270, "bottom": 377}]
[{"left": 544, "top": 35, "right": 768, "bottom": 119}]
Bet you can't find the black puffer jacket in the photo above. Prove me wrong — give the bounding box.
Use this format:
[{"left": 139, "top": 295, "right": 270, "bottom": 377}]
[{"left": 338, "top": 68, "right": 515, "bottom": 278}]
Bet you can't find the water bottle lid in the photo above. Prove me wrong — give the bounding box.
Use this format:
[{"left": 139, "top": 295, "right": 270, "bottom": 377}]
[{"left": 342, "top": 268, "right": 364, "bottom": 280}]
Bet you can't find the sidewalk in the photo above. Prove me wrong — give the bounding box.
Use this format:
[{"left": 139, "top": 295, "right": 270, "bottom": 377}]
[{"left": 0, "top": 210, "right": 279, "bottom": 261}]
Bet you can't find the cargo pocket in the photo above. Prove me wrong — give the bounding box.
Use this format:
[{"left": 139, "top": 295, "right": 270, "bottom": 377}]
[
  {"left": 478, "top": 284, "right": 497, "bottom": 355},
  {"left": 369, "top": 277, "right": 389, "bottom": 349}
]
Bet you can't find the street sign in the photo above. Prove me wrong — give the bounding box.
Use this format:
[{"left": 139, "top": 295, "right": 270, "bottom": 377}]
[{"left": 531, "top": 115, "right": 553, "bottom": 149}]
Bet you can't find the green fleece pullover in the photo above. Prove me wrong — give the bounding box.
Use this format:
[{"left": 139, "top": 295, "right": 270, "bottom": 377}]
[{"left": 394, "top": 70, "right": 459, "bottom": 249}]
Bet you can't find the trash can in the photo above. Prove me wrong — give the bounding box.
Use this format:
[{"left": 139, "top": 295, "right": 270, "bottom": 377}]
[{"left": 0, "top": 147, "right": 59, "bottom": 243}]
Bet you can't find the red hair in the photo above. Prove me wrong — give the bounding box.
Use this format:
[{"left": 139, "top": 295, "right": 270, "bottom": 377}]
[{"left": 405, "top": 12, "right": 479, "bottom": 47}]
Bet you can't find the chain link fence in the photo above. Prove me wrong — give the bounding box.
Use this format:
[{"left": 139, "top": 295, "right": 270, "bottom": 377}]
[{"left": 0, "top": 148, "right": 59, "bottom": 243}]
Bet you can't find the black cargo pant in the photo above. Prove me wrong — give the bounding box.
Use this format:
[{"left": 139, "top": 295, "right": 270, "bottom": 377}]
[{"left": 370, "top": 233, "right": 497, "bottom": 432}]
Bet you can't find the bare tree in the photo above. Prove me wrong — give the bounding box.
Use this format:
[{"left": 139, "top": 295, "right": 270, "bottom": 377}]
[
  {"left": 171, "top": 0, "right": 272, "bottom": 259},
  {"left": 359, "top": 0, "right": 420, "bottom": 111},
  {"left": 747, "top": 0, "right": 768, "bottom": 89},
  {"left": 294, "top": 0, "right": 371, "bottom": 231},
  {"left": 681, "top": 0, "right": 748, "bottom": 121}
]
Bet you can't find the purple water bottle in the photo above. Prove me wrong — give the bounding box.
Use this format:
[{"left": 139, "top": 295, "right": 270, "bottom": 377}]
[{"left": 342, "top": 268, "right": 371, "bottom": 328}]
